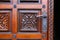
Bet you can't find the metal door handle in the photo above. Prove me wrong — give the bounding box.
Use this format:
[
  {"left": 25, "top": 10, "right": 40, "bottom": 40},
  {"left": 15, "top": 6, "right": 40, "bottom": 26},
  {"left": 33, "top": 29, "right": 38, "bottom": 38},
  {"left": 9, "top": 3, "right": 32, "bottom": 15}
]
[
  {"left": 36, "top": 15, "right": 47, "bottom": 18},
  {"left": 36, "top": 15, "right": 43, "bottom": 18},
  {"left": 42, "top": 11, "right": 47, "bottom": 32}
]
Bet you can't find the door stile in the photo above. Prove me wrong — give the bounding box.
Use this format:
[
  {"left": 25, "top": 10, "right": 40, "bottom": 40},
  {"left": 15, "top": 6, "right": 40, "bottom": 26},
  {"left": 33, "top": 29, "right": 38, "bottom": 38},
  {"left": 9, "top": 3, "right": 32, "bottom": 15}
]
[
  {"left": 12, "top": 0, "right": 18, "bottom": 33},
  {"left": 12, "top": 0, "right": 18, "bottom": 40},
  {"left": 12, "top": 9, "right": 17, "bottom": 33}
]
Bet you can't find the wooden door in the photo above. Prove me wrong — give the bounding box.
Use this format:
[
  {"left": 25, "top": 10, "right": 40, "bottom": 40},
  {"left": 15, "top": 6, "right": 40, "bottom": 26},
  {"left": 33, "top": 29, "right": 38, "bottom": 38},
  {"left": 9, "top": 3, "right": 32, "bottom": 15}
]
[{"left": 0, "top": 0, "right": 54, "bottom": 40}]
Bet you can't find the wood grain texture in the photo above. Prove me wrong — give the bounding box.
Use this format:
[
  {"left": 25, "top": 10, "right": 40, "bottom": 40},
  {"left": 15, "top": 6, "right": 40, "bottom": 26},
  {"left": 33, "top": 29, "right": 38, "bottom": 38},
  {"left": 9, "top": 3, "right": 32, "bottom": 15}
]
[
  {"left": 0, "top": 34, "right": 12, "bottom": 38},
  {"left": 17, "top": 4, "right": 42, "bottom": 9},
  {"left": 16, "top": 33, "right": 42, "bottom": 39},
  {"left": 0, "top": 4, "right": 13, "bottom": 9}
]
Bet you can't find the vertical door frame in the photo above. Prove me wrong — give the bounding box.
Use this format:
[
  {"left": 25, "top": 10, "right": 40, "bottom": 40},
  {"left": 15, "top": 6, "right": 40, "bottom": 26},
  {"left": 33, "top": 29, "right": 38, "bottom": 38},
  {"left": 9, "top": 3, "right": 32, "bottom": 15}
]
[{"left": 48, "top": 0, "right": 54, "bottom": 40}]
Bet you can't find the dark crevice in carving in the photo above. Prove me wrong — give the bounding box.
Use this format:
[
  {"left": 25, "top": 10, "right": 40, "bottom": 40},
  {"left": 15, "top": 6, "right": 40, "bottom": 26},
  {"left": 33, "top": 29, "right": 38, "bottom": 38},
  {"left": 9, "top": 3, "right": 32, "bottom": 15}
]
[
  {"left": 0, "top": 0, "right": 10, "bottom": 3},
  {"left": 20, "top": 0, "right": 39, "bottom": 3}
]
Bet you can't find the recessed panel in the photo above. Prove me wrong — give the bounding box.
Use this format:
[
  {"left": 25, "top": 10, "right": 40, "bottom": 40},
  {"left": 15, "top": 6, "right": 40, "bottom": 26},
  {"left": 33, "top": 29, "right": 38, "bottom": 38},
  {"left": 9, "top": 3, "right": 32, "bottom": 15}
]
[
  {"left": 0, "top": 10, "right": 11, "bottom": 32},
  {"left": 18, "top": 13, "right": 38, "bottom": 32},
  {"left": 18, "top": 10, "right": 41, "bottom": 32}
]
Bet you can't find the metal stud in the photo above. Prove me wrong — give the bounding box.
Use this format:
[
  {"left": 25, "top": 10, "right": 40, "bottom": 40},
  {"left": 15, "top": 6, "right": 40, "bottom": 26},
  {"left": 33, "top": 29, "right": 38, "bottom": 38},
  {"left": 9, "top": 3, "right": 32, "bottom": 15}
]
[
  {"left": 14, "top": 4, "right": 16, "bottom": 8},
  {"left": 13, "top": 34, "right": 16, "bottom": 38},
  {"left": 42, "top": 5, "right": 46, "bottom": 8}
]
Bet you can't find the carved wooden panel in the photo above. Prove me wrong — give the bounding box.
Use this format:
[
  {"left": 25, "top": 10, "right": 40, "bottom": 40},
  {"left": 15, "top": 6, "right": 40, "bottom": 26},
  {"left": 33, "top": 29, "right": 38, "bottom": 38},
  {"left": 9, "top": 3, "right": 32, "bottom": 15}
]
[
  {"left": 0, "top": 0, "right": 54, "bottom": 40},
  {"left": 18, "top": 13, "right": 38, "bottom": 32},
  {"left": 0, "top": 12, "right": 10, "bottom": 32}
]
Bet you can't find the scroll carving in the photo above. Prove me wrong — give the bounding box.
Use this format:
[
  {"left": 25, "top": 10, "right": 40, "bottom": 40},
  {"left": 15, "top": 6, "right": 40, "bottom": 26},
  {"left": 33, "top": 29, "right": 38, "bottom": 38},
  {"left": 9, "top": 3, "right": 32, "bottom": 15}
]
[{"left": 0, "top": 13, "right": 9, "bottom": 31}]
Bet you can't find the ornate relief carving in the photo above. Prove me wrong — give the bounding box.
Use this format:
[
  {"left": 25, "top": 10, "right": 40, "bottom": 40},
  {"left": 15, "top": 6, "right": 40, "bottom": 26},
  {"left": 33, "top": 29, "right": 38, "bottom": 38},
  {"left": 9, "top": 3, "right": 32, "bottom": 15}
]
[
  {"left": 20, "top": 13, "right": 37, "bottom": 31},
  {"left": 0, "top": 13, "right": 9, "bottom": 31},
  {"left": 48, "top": 0, "right": 54, "bottom": 40}
]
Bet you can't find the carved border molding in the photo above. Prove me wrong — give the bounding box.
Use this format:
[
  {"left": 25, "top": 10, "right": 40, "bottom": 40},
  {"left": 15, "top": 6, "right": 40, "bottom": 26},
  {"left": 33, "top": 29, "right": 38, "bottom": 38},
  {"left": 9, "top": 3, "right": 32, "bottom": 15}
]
[{"left": 48, "top": 0, "right": 54, "bottom": 40}]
